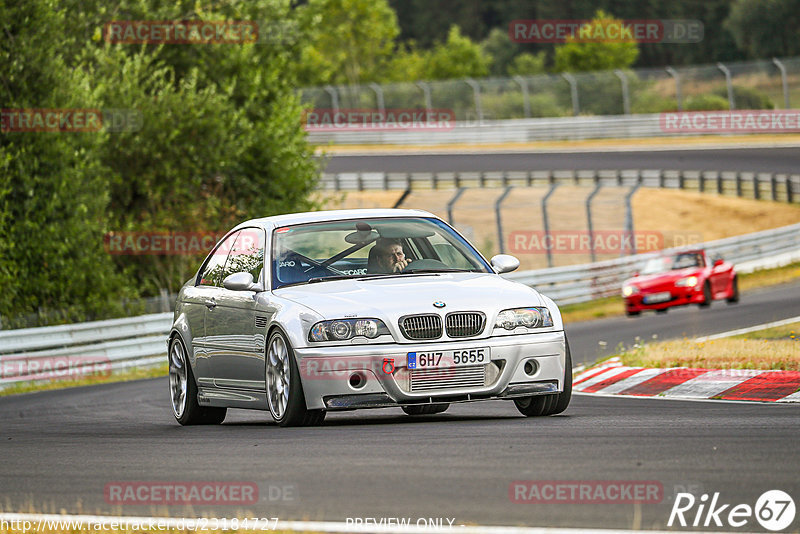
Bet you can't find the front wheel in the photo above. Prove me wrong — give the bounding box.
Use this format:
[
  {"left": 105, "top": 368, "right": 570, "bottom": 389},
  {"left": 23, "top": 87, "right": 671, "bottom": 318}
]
[
  {"left": 266, "top": 330, "right": 325, "bottom": 427},
  {"left": 698, "top": 281, "right": 712, "bottom": 308},
  {"left": 169, "top": 336, "right": 226, "bottom": 425},
  {"left": 726, "top": 276, "right": 740, "bottom": 304},
  {"left": 402, "top": 404, "right": 449, "bottom": 416},
  {"left": 514, "top": 337, "right": 572, "bottom": 417}
]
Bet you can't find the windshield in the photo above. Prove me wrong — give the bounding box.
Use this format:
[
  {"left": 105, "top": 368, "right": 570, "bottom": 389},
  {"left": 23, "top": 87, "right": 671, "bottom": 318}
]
[
  {"left": 640, "top": 252, "right": 704, "bottom": 275},
  {"left": 271, "top": 217, "right": 491, "bottom": 289}
]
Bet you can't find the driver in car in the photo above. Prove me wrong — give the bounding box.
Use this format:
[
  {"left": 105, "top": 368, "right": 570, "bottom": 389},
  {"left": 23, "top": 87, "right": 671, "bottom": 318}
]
[{"left": 372, "top": 238, "right": 412, "bottom": 273}]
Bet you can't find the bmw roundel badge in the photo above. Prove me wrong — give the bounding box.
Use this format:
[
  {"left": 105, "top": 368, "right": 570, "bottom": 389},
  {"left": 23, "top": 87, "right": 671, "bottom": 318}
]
[{"left": 433, "top": 301, "right": 446, "bottom": 308}]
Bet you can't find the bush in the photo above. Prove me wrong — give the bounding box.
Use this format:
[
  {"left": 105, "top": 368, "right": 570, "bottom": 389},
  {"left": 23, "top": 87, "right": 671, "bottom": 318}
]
[
  {"left": 712, "top": 85, "right": 775, "bottom": 110},
  {"left": 684, "top": 94, "right": 731, "bottom": 111}
]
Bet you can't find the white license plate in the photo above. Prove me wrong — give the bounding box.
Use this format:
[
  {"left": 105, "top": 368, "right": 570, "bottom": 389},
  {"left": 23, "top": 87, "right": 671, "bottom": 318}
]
[
  {"left": 407, "top": 348, "right": 490, "bottom": 369},
  {"left": 643, "top": 292, "right": 671, "bottom": 304}
]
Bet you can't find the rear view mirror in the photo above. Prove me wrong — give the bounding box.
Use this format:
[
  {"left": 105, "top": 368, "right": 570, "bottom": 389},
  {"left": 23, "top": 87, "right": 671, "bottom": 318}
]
[{"left": 714, "top": 258, "right": 724, "bottom": 267}]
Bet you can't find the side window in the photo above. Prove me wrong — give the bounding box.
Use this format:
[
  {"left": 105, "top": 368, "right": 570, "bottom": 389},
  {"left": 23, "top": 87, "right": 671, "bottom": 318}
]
[
  {"left": 222, "top": 228, "right": 265, "bottom": 283},
  {"left": 198, "top": 231, "right": 240, "bottom": 287}
]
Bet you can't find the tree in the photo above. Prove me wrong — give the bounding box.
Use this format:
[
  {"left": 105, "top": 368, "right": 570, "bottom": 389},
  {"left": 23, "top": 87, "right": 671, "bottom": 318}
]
[
  {"left": 426, "top": 26, "right": 490, "bottom": 80},
  {"left": 507, "top": 52, "right": 547, "bottom": 76},
  {"left": 554, "top": 10, "right": 639, "bottom": 72},
  {"left": 296, "top": 0, "right": 399, "bottom": 86},
  {"left": 725, "top": 0, "right": 800, "bottom": 58}
]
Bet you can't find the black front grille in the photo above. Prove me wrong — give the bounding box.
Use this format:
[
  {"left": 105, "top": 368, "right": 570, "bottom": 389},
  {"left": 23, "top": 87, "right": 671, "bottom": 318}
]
[
  {"left": 400, "top": 314, "right": 443, "bottom": 340},
  {"left": 445, "top": 312, "right": 485, "bottom": 338}
]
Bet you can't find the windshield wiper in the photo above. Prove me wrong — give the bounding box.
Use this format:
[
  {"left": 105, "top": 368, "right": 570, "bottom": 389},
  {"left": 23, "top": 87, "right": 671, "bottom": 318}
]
[
  {"left": 401, "top": 268, "right": 478, "bottom": 274},
  {"left": 306, "top": 274, "right": 387, "bottom": 284}
]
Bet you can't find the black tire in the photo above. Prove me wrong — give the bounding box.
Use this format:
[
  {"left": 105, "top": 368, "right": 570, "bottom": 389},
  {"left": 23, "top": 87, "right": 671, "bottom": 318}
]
[
  {"left": 726, "top": 276, "right": 740, "bottom": 304},
  {"left": 625, "top": 310, "right": 641, "bottom": 317},
  {"left": 169, "top": 337, "right": 227, "bottom": 426},
  {"left": 402, "top": 403, "right": 449, "bottom": 416},
  {"left": 266, "top": 330, "right": 326, "bottom": 427},
  {"left": 514, "top": 337, "right": 573, "bottom": 417},
  {"left": 698, "top": 281, "right": 712, "bottom": 308},
  {"left": 655, "top": 308, "right": 668, "bottom": 315}
]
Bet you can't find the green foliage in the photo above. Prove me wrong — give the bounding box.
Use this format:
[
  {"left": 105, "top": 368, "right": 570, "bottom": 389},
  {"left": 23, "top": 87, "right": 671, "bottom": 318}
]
[
  {"left": 1, "top": 0, "right": 320, "bottom": 324},
  {"left": 725, "top": 0, "right": 800, "bottom": 58},
  {"left": 507, "top": 52, "right": 547, "bottom": 77},
  {"left": 426, "top": 26, "right": 491, "bottom": 80},
  {"left": 712, "top": 85, "right": 775, "bottom": 110},
  {"left": 481, "top": 28, "right": 523, "bottom": 77},
  {"left": 296, "top": 0, "right": 400, "bottom": 86},
  {"left": 554, "top": 11, "right": 639, "bottom": 73},
  {"left": 684, "top": 94, "right": 731, "bottom": 111}
]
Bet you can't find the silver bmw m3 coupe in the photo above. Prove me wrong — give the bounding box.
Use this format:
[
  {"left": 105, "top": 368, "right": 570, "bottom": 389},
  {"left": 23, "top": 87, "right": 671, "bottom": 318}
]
[{"left": 168, "top": 209, "right": 572, "bottom": 427}]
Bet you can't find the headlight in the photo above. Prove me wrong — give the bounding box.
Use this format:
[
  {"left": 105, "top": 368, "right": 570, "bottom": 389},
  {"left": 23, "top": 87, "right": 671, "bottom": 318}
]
[
  {"left": 309, "top": 318, "right": 390, "bottom": 342},
  {"left": 622, "top": 285, "right": 639, "bottom": 297},
  {"left": 494, "top": 307, "right": 553, "bottom": 330},
  {"left": 675, "top": 276, "right": 698, "bottom": 287}
]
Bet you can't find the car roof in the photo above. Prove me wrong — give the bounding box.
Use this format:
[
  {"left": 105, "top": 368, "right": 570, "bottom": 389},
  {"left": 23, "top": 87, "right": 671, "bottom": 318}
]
[{"left": 233, "top": 208, "right": 439, "bottom": 231}]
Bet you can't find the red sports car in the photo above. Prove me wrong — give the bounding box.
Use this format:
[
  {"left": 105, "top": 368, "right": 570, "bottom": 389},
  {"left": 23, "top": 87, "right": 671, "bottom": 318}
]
[{"left": 622, "top": 249, "right": 739, "bottom": 316}]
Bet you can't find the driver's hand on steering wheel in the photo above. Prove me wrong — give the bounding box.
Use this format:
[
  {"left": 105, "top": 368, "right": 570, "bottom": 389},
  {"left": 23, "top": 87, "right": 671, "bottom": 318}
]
[{"left": 392, "top": 258, "right": 412, "bottom": 272}]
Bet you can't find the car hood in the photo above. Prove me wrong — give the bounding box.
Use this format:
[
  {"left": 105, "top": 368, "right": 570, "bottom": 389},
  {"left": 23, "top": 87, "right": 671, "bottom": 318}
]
[
  {"left": 624, "top": 268, "right": 702, "bottom": 289},
  {"left": 273, "top": 272, "right": 544, "bottom": 320}
]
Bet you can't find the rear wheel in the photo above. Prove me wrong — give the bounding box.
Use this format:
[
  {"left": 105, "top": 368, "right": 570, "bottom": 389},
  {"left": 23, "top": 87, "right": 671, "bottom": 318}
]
[
  {"left": 698, "top": 281, "right": 712, "bottom": 308},
  {"left": 727, "top": 276, "right": 740, "bottom": 304},
  {"left": 655, "top": 308, "right": 668, "bottom": 315},
  {"left": 169, "top": 336, "right": 226, "bottom": 425},
  {"left": 266, "top": 330, "right": 325, "bottom": 427},
  {"left": 514, "top": 338, "right": 572, "bottom": 417},
  {"left": 625, "top": 310, "right": 641, "bottom": 317},
  {"left": 402, "top": 404, "right": 449, "bottom": 416}
]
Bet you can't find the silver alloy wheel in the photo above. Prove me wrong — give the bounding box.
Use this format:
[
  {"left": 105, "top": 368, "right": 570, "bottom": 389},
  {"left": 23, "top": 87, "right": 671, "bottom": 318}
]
[
  {"left": 169, "top": 340, "right": 188, "bottom": 418},
  {"left": 267, "top": 334, "right": 291, "bottom": 420}
]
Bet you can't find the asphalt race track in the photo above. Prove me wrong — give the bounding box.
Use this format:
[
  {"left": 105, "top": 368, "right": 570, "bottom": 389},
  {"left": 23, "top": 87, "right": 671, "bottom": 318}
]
[
  {"left": 323, "top": 147, "right": 800, "bottom": 174},
  {"left": 1, "top": 281, "right": 798, "bottom": 530}
]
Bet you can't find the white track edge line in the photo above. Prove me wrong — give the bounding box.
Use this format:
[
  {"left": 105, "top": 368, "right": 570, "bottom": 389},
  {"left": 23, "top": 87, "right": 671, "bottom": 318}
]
[
  {"left": 696, "top": 315, "right": 800, "bottom": 342},
  {"left": 0, "top": 513, "right": 744, "bottom": 534}
]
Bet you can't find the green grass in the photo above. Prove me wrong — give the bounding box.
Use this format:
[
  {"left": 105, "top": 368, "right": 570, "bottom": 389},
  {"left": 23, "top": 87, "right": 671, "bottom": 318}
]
[
  {"left": 733, "top": 321, "right": 800, "bottom": 341},
  {"left": 0, "top": 364, "right": 167, "bottom": 397}
]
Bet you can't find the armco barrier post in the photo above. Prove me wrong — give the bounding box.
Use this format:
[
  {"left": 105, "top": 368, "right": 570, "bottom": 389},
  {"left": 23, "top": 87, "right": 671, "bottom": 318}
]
[
  {"left": 624, "top": 183, "right": 641, "bottom": 256},
  {"left": 541, "top": 184, "right": 559, "bottom": 268},
  {"left": 665, "top": 66, "right": 683, "bottom": 111},
  {"left": 324, "top": 85, "right": 339, "bottom": 114},
  {"left": 561, "top": 73, "right": 580, "bottom": 116},
  {"left": 513, "top": 75, "right": 531, "bottom": 118},
  {"left": 585, "top": 183, "right": 602, "bottom": 263},
  {"left": 614, "top": 70, "right": 630, "bottom": 115},
  {"left": 495, "top": 186, "right": 513, "bottom": 254},
  {"left": 772, "top": 58, "right": 791, "bottom": 109},
  {"left": 417, "top": 81, "right": 432, "bottom": 114},
  {"left": 368, "top": 82, "right": 385, "bottom": 115},
  {"left": 447, "top": 187, "right": 466, "bottom": 225},
  {"left": 465, "top": 79, "right": 483, "bottom": 123},
  {"left": 716, "top": 62, "right": 736, "bottom": 110}
]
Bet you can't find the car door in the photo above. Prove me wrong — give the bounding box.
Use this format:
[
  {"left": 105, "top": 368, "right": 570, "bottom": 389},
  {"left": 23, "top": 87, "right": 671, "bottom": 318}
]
[
  {"left": 206, "top": 228, "right": 269, "bottom": 391},
  {"left": 708, "top": 254, "right": 728, "bottom": 295},
  {"left": 190, "top": 231, "right": 242, "bottom": 387}
]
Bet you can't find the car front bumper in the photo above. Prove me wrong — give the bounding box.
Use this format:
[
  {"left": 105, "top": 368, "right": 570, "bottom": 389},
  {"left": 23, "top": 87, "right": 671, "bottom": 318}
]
[
  {"left": 293, "top": 331, "right": 567, "bottom": 411},
  {"left": 625, "top": 285, "right": 705, "bottom": 312}
]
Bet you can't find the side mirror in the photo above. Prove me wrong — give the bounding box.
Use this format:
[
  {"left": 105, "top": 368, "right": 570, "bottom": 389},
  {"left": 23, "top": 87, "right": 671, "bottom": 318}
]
[
  {"left": 223, "top": 272, "right": 262, "bottom": 292},
  {"left": 490, "top": 254, "right": 520, "bottom": 274},
  {"left": 632, "top": 271, "right": 640, "bottom": 277},
  {"left": 713, "top": 258, "right": 724, "bottom": 267}
]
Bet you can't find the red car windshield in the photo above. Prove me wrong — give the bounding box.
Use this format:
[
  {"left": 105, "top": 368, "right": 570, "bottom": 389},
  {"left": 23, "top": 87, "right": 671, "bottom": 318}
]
[{"left": 640, "top": 252, "right": 703, "bottom": 275}]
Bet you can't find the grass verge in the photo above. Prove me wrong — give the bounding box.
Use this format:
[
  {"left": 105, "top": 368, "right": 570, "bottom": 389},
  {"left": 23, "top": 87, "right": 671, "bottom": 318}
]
[
  {"left": 0, "top": 364, "right": 167, "bottom": 397},
  {"left": 615, "top": 322, "right": 800, "bottom": 371}
]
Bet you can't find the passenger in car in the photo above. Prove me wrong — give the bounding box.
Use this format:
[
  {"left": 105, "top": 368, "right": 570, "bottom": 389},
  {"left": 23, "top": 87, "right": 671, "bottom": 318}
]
[{"left": 368, "top": 238, "right": 412, "bottom": 273}]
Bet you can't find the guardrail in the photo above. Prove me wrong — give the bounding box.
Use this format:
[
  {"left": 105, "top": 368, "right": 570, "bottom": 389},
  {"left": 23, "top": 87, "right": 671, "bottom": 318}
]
[
  {"left": 1, "top": 222, "right": 799, "bottom": 383},
  {"left": 319, "top": 169, "right": 800, "bottom": 204},
  {"left": 0, "top": 312, "right": 172, "bottom": 387}
]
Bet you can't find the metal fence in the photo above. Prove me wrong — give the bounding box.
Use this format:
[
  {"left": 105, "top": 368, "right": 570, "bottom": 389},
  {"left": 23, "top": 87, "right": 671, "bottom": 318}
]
[
  {"left": 321, "top": 168, "right": 800, "bottom": 269},
  {"left": 300, "top": 57, "right": 800, "bottom": 121}
]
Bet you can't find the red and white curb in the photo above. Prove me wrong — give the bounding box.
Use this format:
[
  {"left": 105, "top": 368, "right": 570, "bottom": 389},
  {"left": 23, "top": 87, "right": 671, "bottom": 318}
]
[{"left": 574, "top": 358, "right": 800, "bottom": 403}]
